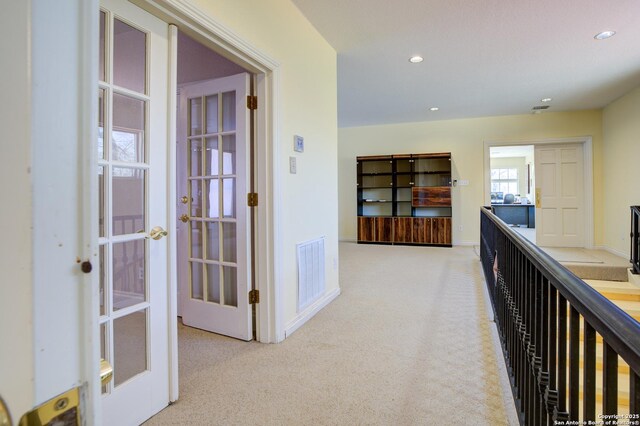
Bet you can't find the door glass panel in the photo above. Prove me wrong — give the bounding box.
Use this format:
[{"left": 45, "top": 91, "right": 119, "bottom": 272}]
[
  {"left": 189, "top": 98, "right": 202, "bottom": 136},
  {"left": 190, "top": 180, "right": 202, "bottom": 216},
  {"left": 221, "top": 91, "right": 236, "bottom": 132},
  {"left": 113, "top": 19, "right": 146, "bottom": 94},
  {"left": 190, "top": 221, "right": 202, "bottom": 258},
  {"left": 112, "top": 94, "right": 145, "bottom": 163},
  {"left": 189, "top": 139, "right": 202, "bottom": 177},
  {"left": 222, "top": 266, "right": 237, "bottom": 307},
  {"left": 222, "top": 222, "right": 236, "bottom": 263},
  {"left": 204, "top": 137, "right": 219, "bottom": 176},
  {"left": 112, "top": 167, "right": 146, "bottom": 236},
  {"left": 99, "top": 11, "right": 106, "bottom": 83},
  {"left": 191, "top": 262, "right": 203, "bottom": 300},
  {"left": 222, "top": 178, "right": 235, "bottom": 218},
  {"left": 205, "top": 95, "right": 218, "bottom": 134},
  {"left": 205, "top": 179, "right": 220, "bottom": 218},
  {"left": 206, "top": 222, "right": 219, "bottom": 261},
  {"left": 98, "top": 166, "right": 106, "bottom": 237},
  {"left": 222, "top": 135, "right": 235, "bottom": 175},
  {"left": 206, "top": 264, "right": 220, "bottom": 303},
  {"left": 99, "top": 244, "right": 106, "bottom": 315},
  {"left": 113, "top": 309, "right": 148, "bottom": 386},
  {"left": 98, "top": 89, "right": 105, "bottom": 160},
  {"left": 100, "top": 322, "right": 107, "bottom": 394},
  {"left": 112, "top": 239, "right": 146, "bottom": 311}
]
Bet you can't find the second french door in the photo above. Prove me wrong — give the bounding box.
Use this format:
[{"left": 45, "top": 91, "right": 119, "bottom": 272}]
[{"left": 177, "top": 73, "right": 253, "bottom": 341}]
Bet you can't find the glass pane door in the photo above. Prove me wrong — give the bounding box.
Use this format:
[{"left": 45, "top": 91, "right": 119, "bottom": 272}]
[{"left": 99, "top": 1, "right": 169, "bottom": 423}]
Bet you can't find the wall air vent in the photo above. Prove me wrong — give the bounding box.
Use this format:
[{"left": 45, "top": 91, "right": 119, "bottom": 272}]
[{"left": 532, "top": 105, "right": 550, "bottom": 110}]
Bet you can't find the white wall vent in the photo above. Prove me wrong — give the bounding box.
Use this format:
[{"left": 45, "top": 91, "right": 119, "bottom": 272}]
[{"left": 297, "top": 237, "right": 325, "bottom": 312}]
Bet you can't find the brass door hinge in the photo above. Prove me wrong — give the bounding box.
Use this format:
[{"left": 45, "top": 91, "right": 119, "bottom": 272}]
[
  {"left": 248, "top": 289, "right": 260, "bottom": 304},
  {"left": 247, "top": 192, "right": 258, "bottom": 207},
  {"left": 247, "top": 95, "right": 258, "bottom": 110}
]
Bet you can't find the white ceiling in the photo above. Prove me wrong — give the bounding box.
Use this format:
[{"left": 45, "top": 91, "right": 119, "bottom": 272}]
[
  {"left": 490, "top": 145, "right": 534, "bottom": 159},
  {"left": 290, "top": 0, "right": 640, "bottom": 128}
]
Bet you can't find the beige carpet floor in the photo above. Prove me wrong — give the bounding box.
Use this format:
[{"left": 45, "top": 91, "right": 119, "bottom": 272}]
[{"left": 145, "top": 242, "right": 519, "bottom": 425}]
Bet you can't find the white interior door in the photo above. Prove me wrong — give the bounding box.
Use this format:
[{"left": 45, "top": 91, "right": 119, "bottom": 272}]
[
  {"left": 535, "top": 144, "right": 584, "bottom": 247},
  {"left": 177, "top": 74, "right": 252, "bottom": 341},
  {"left": 98, "top": 1, "right": 170, "bottom": 424}
]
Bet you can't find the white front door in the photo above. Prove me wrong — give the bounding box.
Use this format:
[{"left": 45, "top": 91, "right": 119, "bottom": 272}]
[
  {"left": 535, "top": 143, "right": 584, "bottom": 247},
  {"left": 177, "top": 74, "right": 253, "bottom": 341},
  {"left": 98, "top": 1, "right": 170, "bottom": 424}
]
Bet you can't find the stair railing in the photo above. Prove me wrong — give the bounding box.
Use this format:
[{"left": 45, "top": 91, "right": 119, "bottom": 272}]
[
  {"left": 480, "top": 206, "right": 640, "bottom": 425},
  {"left": 631, "top": 206, "right": 640, "bottom": 275}
]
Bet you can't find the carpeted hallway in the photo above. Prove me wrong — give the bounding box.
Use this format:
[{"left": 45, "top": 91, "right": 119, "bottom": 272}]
[{"left": 146, "top": 242, "right": 519, "bottom": 425}]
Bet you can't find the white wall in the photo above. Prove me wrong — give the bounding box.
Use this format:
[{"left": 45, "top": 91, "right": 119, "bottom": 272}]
[
  {"left": 339, "top": 111, "right": 604, "bottom": 245},
  {"left": 184, "top": 0, "right": 339, "bottom": 333},
  {"left": 490, "top": 156, "right": 528, "bottom": 200},
  {"left": 602, "top": 86, "right": 640, "bottom": 256}
]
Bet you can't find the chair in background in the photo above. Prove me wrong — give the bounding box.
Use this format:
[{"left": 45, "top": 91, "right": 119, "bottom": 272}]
[{"left": 503, "top": 193, "right": 515, "bottom": 204}]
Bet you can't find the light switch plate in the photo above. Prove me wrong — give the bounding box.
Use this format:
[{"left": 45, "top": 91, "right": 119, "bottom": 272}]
[{"left": 289, "top": 156, "right": 297, "bottom": 174}]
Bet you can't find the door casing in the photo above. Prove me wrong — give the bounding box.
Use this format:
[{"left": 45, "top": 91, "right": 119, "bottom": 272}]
[{"left": 483, "top": 137, "right": 594, "bottom": 249}]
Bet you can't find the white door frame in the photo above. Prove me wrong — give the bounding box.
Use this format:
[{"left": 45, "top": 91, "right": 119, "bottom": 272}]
[
  {"left": 483, "top": 136, "right": 594, "bottom": 249},
  {"left": 129, "top": 0, "right": 283, "bottom": 401}
]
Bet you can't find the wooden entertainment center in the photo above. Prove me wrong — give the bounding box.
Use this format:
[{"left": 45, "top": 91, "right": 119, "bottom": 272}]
[{"left": 356, "top": 152, "right": 452, "bottom": 246}]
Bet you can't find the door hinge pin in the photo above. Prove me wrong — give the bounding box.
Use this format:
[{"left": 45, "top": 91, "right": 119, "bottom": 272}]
[
  {"left": 247, "top": 192, "right": 258, "bottom": 207},
  {"left": 249, "top": 289, "right": 260, "bottom": 304},
  {"left": 247, "top": 95, "right": 258, "bottom": 110}
]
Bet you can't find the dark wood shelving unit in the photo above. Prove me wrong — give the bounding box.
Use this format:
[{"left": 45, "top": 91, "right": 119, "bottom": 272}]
[{"left": 356, "top": 152, "right": 452, "bottom": 246}]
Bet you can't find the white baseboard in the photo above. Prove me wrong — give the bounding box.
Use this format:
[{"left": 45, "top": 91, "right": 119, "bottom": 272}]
[
  {"left": 284, "top": 287, "right": 341, "bottom": 339},
  {"left": 455, "top": 241, "right": 478, "bottom": 247}
]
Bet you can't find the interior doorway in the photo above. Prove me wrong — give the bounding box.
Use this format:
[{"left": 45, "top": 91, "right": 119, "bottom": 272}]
[
  {"left": 484, "top": 137, "right": 594, "bottom": 249},
  {"left": 175, "top": 31, "right": 256, "bottom": 340},
  {"left": 489, "top": 145, "right": 536, "bottom": 242}
]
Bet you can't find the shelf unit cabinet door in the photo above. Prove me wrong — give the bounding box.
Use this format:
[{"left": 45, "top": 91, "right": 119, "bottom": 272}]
[
  {"left": 412, "top": 218, "right": 432, "bottom": 244},
  {"left": 374, "top": 217, "right": 393, "bottom": 242},
  {"left": 393, "top": 217, "right": 412, "bottom": 243},
  {"left": 432, "top": 217, "right": 452, "bottom": 245},
  {"left": 357, "top": 217, "right": 376, "bottom": 242}
]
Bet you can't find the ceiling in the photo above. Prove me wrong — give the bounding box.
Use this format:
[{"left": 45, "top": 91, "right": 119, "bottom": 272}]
[{"left": 290, "top": 0, "right": 640, "bottom": 128}]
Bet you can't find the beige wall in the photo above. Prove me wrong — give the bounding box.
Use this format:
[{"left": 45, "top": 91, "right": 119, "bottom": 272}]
[
  {"left": 602, "top": 86, "right": 640, "bottom": 256},
  {"left": 187, "top": 0, "right": 339, "bottom": 329},
  {"left": 339, "top": 110, "right": 603, "bottom": 245}
]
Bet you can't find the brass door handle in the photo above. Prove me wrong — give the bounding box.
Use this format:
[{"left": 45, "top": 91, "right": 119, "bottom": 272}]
[
  {"left": 535, "top": 188, "right": 541, "bottom": 208},
  {"left": 180, "top": 196, "right": 189, "bottom": 204},
  {"left": 0, "top": 396, "right": 11, "bottom": 426},
  {"left": 179, "top": 214, "right": 189, "bottom": 223},
  {"left": 149, "top": 226, "right": 168, "bottom": 240},
  {"left": 100, "top": 359, "right": 113, "bottom": 386}
]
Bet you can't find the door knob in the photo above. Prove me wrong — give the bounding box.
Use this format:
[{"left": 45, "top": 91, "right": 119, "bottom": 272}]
[
  {"left": 0, "top": 396, "right": 11, "bottom": 426},
  {"left": 149, "top": 226, "right": 168, "bottom": 240},
  {"left": 180, "top": 196, "right": 189, "bottom": 204},
  {"left": 100, "top": 358, "right": 113, "bottom": 386},
  {"left": 179, "top": 214, "right": 189, "bottom": 223}
]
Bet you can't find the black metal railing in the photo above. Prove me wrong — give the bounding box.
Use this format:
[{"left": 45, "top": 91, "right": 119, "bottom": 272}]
[
  {"left": 632, "top": 206, "right": 640, "bottom": 275},
  {"left": 480, "top": 206, "right": 640, "bottom": 425}
]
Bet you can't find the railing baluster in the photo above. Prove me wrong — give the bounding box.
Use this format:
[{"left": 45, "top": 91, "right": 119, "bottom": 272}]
[
  {"left": 569, "top": 306, "right": 580, "bottom": 420},
  {"left": 583, "top": 322, "right": 596, "bottom": 421},
  {"left": 540, "top": 274, "right": 549, "bottom": 425},
  {"left": 631, "top": 369, "right": 640, "bottom": 419},
  {"left": 602, "top": 342, "right": 618, "bottom": 417},
  {"left": 557, "top": 294, "right": 568, "bottom": 420},
  {"left": 547, "top": 284, "right": 558, "bottom": 425}
]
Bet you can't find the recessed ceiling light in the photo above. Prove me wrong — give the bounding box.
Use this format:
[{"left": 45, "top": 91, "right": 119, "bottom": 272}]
[
  {"left": 409, "top": 56, "right": 424, "bottom": 63},
  {"left": 429, "top": 107, "right": 439, "bottom": 111},
  {"left": 541, "top": 97, "right": 552, "bottom": 103},
  {"left": 594, "top": 31, "right": 616, "bottom": 40}
]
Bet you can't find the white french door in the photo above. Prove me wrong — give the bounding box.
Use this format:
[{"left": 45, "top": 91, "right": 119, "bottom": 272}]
[
  {"left": 535, "top": 143, "right": 585, "bottom": 247},
  {"left": 98, "top": 1, "right": 170, "bottom": 424},
  {"left": 177, "top": 74, "right": 252, "bottom": 341}
]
